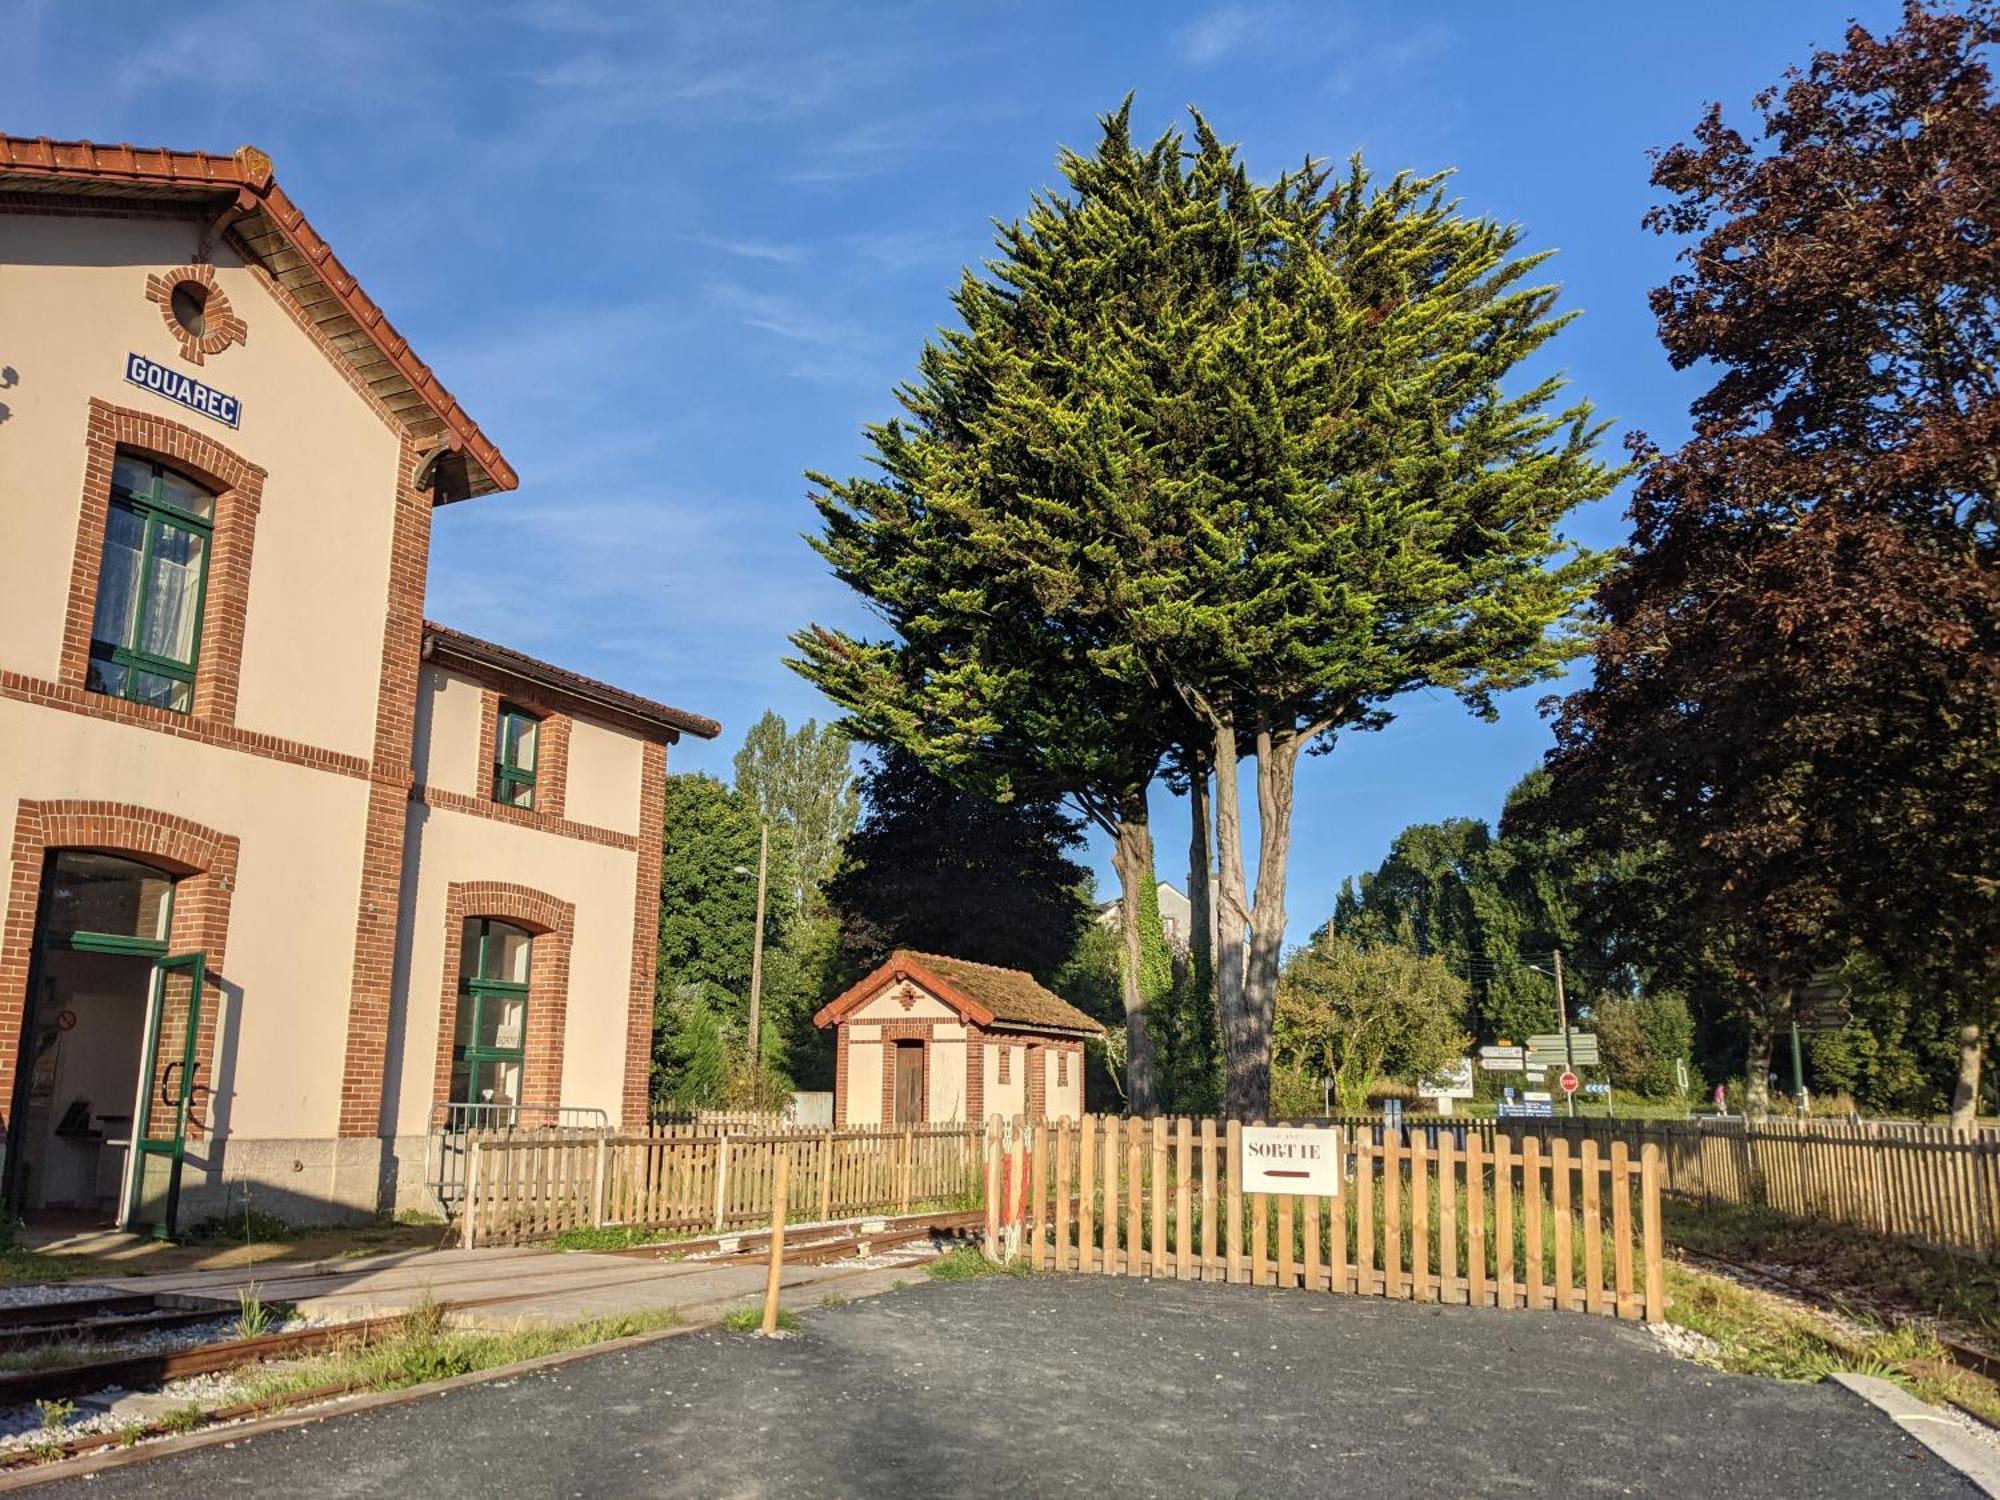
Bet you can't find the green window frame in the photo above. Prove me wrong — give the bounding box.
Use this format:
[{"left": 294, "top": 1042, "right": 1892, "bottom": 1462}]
[
  {"left": 87, "top": 453, "right": 217, "bottom": 715},
  {"left": 451, "top": 918, "right": 532, "bottom": 1120},
  {"left": 492, "top": 704, "right": 540, "bottom": 809}
]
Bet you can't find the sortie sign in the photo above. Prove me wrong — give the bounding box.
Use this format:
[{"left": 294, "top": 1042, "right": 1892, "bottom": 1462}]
[{"left": 1239, "top": 1125, "right": 1342, "bottom": 1196}]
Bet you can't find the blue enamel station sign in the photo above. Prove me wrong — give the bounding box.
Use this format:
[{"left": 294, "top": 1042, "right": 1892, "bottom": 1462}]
[{"left": 124, "top": 353, "right": 242, "bottom": 429}]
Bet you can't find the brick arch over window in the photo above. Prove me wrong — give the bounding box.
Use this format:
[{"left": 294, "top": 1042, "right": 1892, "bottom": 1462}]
[
  {"left": 431, "top": 881, "right": 575, "bottom": 1118},
  {"left": 61, "top": 399, "right": 267, "bottom": 725},
  {"left": 0, "top": 800, "right": 240, "bottom": 1137}
]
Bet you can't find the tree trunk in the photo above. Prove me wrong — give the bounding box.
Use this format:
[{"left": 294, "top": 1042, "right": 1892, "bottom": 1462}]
[
  {"left": 1742, "top": 1001, "right": 1777, "bottom": 1123},
  {"left": 1209, "top": 721, "right": 1257, "bottom": 1118},
  {"left": 1186, "top": 760, "right": 1217, "bottom": 1102},
  {"left": 1110, "top": 802, "right": 1159, "bottom": 1116},
  {"left": 1949, "top": 1006, "right": 1985, "bottom": 1134},
  {"left": 1234, "top": 730, "right": 1302, "bottom": 1121}
]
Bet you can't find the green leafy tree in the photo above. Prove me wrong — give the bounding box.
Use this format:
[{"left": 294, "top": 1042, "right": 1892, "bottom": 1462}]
[
  {"left": 731, "top": 710, "right": 858, "bottom": 912},
  {"left": 798, "top": 101, "right": 1615, "bottom": 1118},
  {"left": 1275, "top": 931, "right": 1472, "bottom": 1113},
  {"left": 1594, "top": 992, "right": 1696, "bottom": 1099},
  {"left": 654, "top": 773, "right": 809, "bottom": 1107},
  {"left": 822, "top": 747, "right": 1093, "bottom": 982}
]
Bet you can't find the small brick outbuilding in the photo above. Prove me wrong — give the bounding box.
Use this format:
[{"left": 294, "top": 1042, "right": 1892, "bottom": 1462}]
[{"left": 814, "top": 951, "right": 1103, "bottom": 1128}]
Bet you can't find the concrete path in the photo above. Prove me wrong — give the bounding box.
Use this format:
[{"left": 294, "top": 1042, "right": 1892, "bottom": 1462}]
[
  {"left": 30, "top": 1276, "right": 1982, "bottom": 1497},
  {"left": 78, "top": 1242, "right": 928, "bottom": 1329}
]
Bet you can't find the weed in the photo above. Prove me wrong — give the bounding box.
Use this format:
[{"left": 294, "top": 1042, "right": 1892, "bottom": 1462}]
[
  {"left": 183, "top": 1208, "right": 297, "bottom": 1246},
  {"left": 159, "top": 1404, "right": 205, "bottom": 1435},
  {"left": 549, "top": 1224, "right": 674, "bottom": 1253},
  {"left": 236, "top": 1282, "right": 277, "bottom": 1338},
  {"left": 392, "top": 1209, "right": 445, "bottom": 1228},
  {"left": 115, "top": 1422, "right": 146, "bottom": 1450},
  {"left": 721, "top": 1305, "right": 799, "bottom": 1333},
  {"left": 819, "top": 1294, "right": 848, "bottom": 1308},
  {"left": 34, "top": 1398, "right": 74, "bottom": 1432},
  {"left": 927, "top": 1245, "right": 1029, "bottom": 1282},
  {"left": 400, "top": 1290, "right": 448, "bottom": 1345}
]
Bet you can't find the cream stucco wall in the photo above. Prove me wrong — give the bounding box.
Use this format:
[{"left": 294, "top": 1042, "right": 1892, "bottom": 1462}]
[
  {"left": 389, "top": 802, "right": 640, "bottom": 1134},
  {"left": 0, "top": 697, "right": 371, "bottom": 1141},
  {"left": 846, "top": 1027, "right": 884, "bottom": 1127},
  {"left": 563, "top": 719, "right": 645, "bottom": 835},
  {"left": 849, "top": 984, "right": 958, "bottom": 1024},
  {"left": 412, "top": 667, "right": 484, "bottom": 798},
  {"left": 0, "top": 213, "right": 402, "bottom": 760},
  {"left": 927, "top": 1022, "right": 968, "bottom": 1123},
  {"left": 982, "top": 1039, "right": 1026, "bottom": 1122}
]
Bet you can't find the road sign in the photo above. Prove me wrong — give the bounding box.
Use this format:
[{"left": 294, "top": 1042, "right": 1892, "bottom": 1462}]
[
  {"left": 1498, "top": 1100, "right": 1554, "bottom": 1119},
  {"left": 1526, "top": 1030, "right": 1600, "bottom": 1066},
  {"left": 1524, "top": 1091, "right": 1552, "bottom": 1103},
  {"left": 1558, "top": 1071, "right": 1580, "bottom": 1096},
  {"left": 1583, "top": 1081, "right": 1611, "bottom": 1097},
  {"left": 1418, "top": 1059, "right": 1474, "bottom": 1100},
  {"left": 1793, "top": 996, "right": 1853, "bottom": 1031},
  {"left": 1240, "top": 1126, "right": 1343, "bottom": 1196},
  {"left": 1479, "top": 1049, "right": 1526, "bottom": 1072}
]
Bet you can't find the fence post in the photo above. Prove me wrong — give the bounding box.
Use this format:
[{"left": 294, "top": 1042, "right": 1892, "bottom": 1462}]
[
  {"left": 1641, "top": 1140, "right": 1665, "bottom": 1323},
  {"left": 461, "top": 1136, "right": 482, "bottom": 1250},
  {"left": 761, "top": 1152, "right": 791, "bottom": 1336},
  {"left": 984, "top": 1115, "right": 1002, "bottom": 1260},
  {"left": 818, "top": 1134, "right": 834, "bottom": 1223},
  {"left": 592, "top": 1130, "right": 610, "bottom": 1229},
  {"left": 899, "top": 1127, "right": 914, "bottom": 1215},
  {"left": 713, "top": 1133, "right": 732, "bottom": 1232}
]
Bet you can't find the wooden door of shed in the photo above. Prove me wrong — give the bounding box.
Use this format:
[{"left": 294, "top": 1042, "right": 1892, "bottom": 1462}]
[{"left": 894, "top": 1042, "right": 924, "bottom": 1124}]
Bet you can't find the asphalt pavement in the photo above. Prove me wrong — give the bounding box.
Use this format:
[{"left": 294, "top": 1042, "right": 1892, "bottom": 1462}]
[{"left": 32, "top": 1275, "right": 1979, "bottom": 1497}]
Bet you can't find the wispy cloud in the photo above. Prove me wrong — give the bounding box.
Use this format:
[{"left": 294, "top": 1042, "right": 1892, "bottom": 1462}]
[
  {"left": 669, "top": 231, "right": 808, "bottom": 264},
  {"left": 1174, "top": 4, "right": 1284, "bottom": 66}
]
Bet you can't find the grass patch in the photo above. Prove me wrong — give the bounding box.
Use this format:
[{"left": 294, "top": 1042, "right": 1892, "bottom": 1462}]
[
  {"left": 1663, "top": 1199, "right": 2000, "bottom": 1345},
  {"left": 231, "top": 1300, "right": 682, "bottom": 1408},
  {"left": 926, "top": 1244, "right": 1029, "bottom": 1282},
  {"left": 720, "top": 1304, "right": 800, "bottom": 1333},
  {"left": 182, "top": 1209, "right": 300, "bottom": 1246},
  {"left": 0, "top": 1250, "right": 103, "bottom": 1288},
  {"left": 1665, "top": 1262, "right": 2000, "bottom": 1424},
  {"left": 548, "top": 1224, "right": 679, "bottom": 1253}
]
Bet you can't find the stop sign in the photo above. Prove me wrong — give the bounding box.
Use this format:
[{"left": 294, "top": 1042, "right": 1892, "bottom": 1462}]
[{"left": 1559, "top": 1071, "right": 1580, "bottom": 1095}]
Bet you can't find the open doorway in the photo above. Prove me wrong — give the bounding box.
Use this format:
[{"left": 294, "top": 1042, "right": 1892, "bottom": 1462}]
[{"left": 4, "top": 850, "right": 198, "bottom": 1233}]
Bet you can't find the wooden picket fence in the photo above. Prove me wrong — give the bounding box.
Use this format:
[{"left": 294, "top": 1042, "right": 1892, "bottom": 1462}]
[
  {"left": 1533, "top": 1118, "right": 2000, "bottom": 1258},
  {"left": 992, "top": 1115, "right": 1664, "bottom": 1321},
  {"left": 459, "top": 1123, "right": 984, "bottom": 1247}
]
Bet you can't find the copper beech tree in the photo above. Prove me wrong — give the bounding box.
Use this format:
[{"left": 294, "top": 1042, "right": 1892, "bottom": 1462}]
[{"left": 1550, "top": 1, "right": 1999, "bottom": 1123}]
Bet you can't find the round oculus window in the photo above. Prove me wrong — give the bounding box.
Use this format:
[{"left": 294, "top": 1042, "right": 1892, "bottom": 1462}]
[{"left": 169, "top": 280, "right": 209, "bottom": 337}]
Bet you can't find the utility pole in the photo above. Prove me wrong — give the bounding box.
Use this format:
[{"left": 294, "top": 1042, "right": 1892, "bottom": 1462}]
[
  {"left": 747, "top": 821, "right": 769, "bottom": 1075},
  {"left": 1554, "top": 949, "right": 1575, "bottom": 1119},
  {"left": 1789, "top": 1016, "right": 1807, "bottom": 1116}
]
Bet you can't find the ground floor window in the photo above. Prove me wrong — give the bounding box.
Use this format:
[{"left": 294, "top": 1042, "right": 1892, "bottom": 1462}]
[{"left": 452, "top": 917, "right": 531, "bottom": 1119}]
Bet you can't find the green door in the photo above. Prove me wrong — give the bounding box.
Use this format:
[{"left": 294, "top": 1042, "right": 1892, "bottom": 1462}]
[{"left": 125, "top": 952, "right": 204, "bottom": 1239}]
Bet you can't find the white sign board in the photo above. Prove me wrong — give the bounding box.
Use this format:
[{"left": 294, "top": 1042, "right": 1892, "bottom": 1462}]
[
  {"left": 1417, "top": 1058, "right": 1474, "bottom": 1100},
  {"left": 1240, "top": 1126, "right": 1342, "bottom": 1196}
]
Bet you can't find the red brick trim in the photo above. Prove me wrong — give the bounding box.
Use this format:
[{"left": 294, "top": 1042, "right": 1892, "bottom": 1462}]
[
  {"left": 622, "top": 739, "right": 667, "bottom": 1127},
  {"left": 834, "top": 1025, "right": 850, "bottom": 1129},
  {"left": 1026, "top": 1043, "right": 1047, "bottom": 1119},
  {"left": 536, "top": 715, "right": 570, "bottom": 822},
  {"left": 1, "top": 801, "right": 239, "bottom": 1141},
  {"left": 475, "top": 690, "right": 499, "bottom": 800},
  {"left": 145, "top": 262, "right": 247, "bottom": 366},
  {"left": 1058, "top": 1049, "right": 1070, "bottom": 1088},
  {"left": 966, "top": 1027, "right": 985, "bottom": 1122},
  {"left": 430, "top": 881, "right": 574, "bottom": 1117},
  {"left": 62, "top": 400, "right": 266, "bottom": 727},
  {"left": 0, "top": 671, "right": 367, "bottom": 778},
  {"left": 337, "top": 438, "right": 431, "bottom": 1138},
  {"left": 410, "top": 785, "right": 637, "bottom": 852},
  {"left": 997, "top": 1042, "right": 1012, "bottom": 1086}
]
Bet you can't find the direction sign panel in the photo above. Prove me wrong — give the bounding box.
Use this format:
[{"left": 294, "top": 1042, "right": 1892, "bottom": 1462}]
[
  {"left": 1498, "top": 1100, "right": 1554, "bottom": 1119},
  {"left": 1526, "top": 1031, "right": 1600, "bottom": 1066},
  {"left": 1479, "top": 1048, "right": 1525, "bottom": 1072},
  {"left": 1240, "top": 1126, "right": 1343, "bottom": 1196}
]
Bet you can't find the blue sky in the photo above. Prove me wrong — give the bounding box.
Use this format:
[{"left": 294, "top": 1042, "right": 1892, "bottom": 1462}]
[{"left": 8, "top": 0, "right": 1899, "bottom": 944}]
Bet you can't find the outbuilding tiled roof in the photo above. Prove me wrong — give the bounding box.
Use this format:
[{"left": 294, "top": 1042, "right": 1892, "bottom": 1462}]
[
  {"left": 814, "top": 950, "right": 1105, "bottom": 1037},
  {"left": 0, "top": 134, "right": 514, "bottom": 499}
]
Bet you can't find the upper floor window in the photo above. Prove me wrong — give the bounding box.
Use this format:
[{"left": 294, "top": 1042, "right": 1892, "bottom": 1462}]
[
  {"left": 87, "top": 453, "right": 215, "bottom": 714},
  {"left": 492, "top": 704, "right": 540, "bottom": 809}
]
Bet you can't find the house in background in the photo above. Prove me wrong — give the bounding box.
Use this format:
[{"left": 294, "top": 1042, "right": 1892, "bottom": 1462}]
[
  {"left": 0, "top": 134, "right": 716, "bottom": 1235},
  {"left": 1095, "top": 880, "right": 1194, "bottom": 951},
  {"left": 814, "top": 952, "right": 1102, "bottom": 1127}
]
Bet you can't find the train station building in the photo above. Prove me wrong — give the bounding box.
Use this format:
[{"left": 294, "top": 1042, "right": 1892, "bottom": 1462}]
[{"left": 0, "top": 135, "right": 717, "bottom": 1235}]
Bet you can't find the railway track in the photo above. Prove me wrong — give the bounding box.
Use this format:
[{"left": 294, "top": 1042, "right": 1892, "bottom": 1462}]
[
  {"left": 1674, "top": 1244, "right": 2000, "bottom": 1386},
  {"left": 0, "top": 1214, "right": 977, "bottom": 1470}
]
